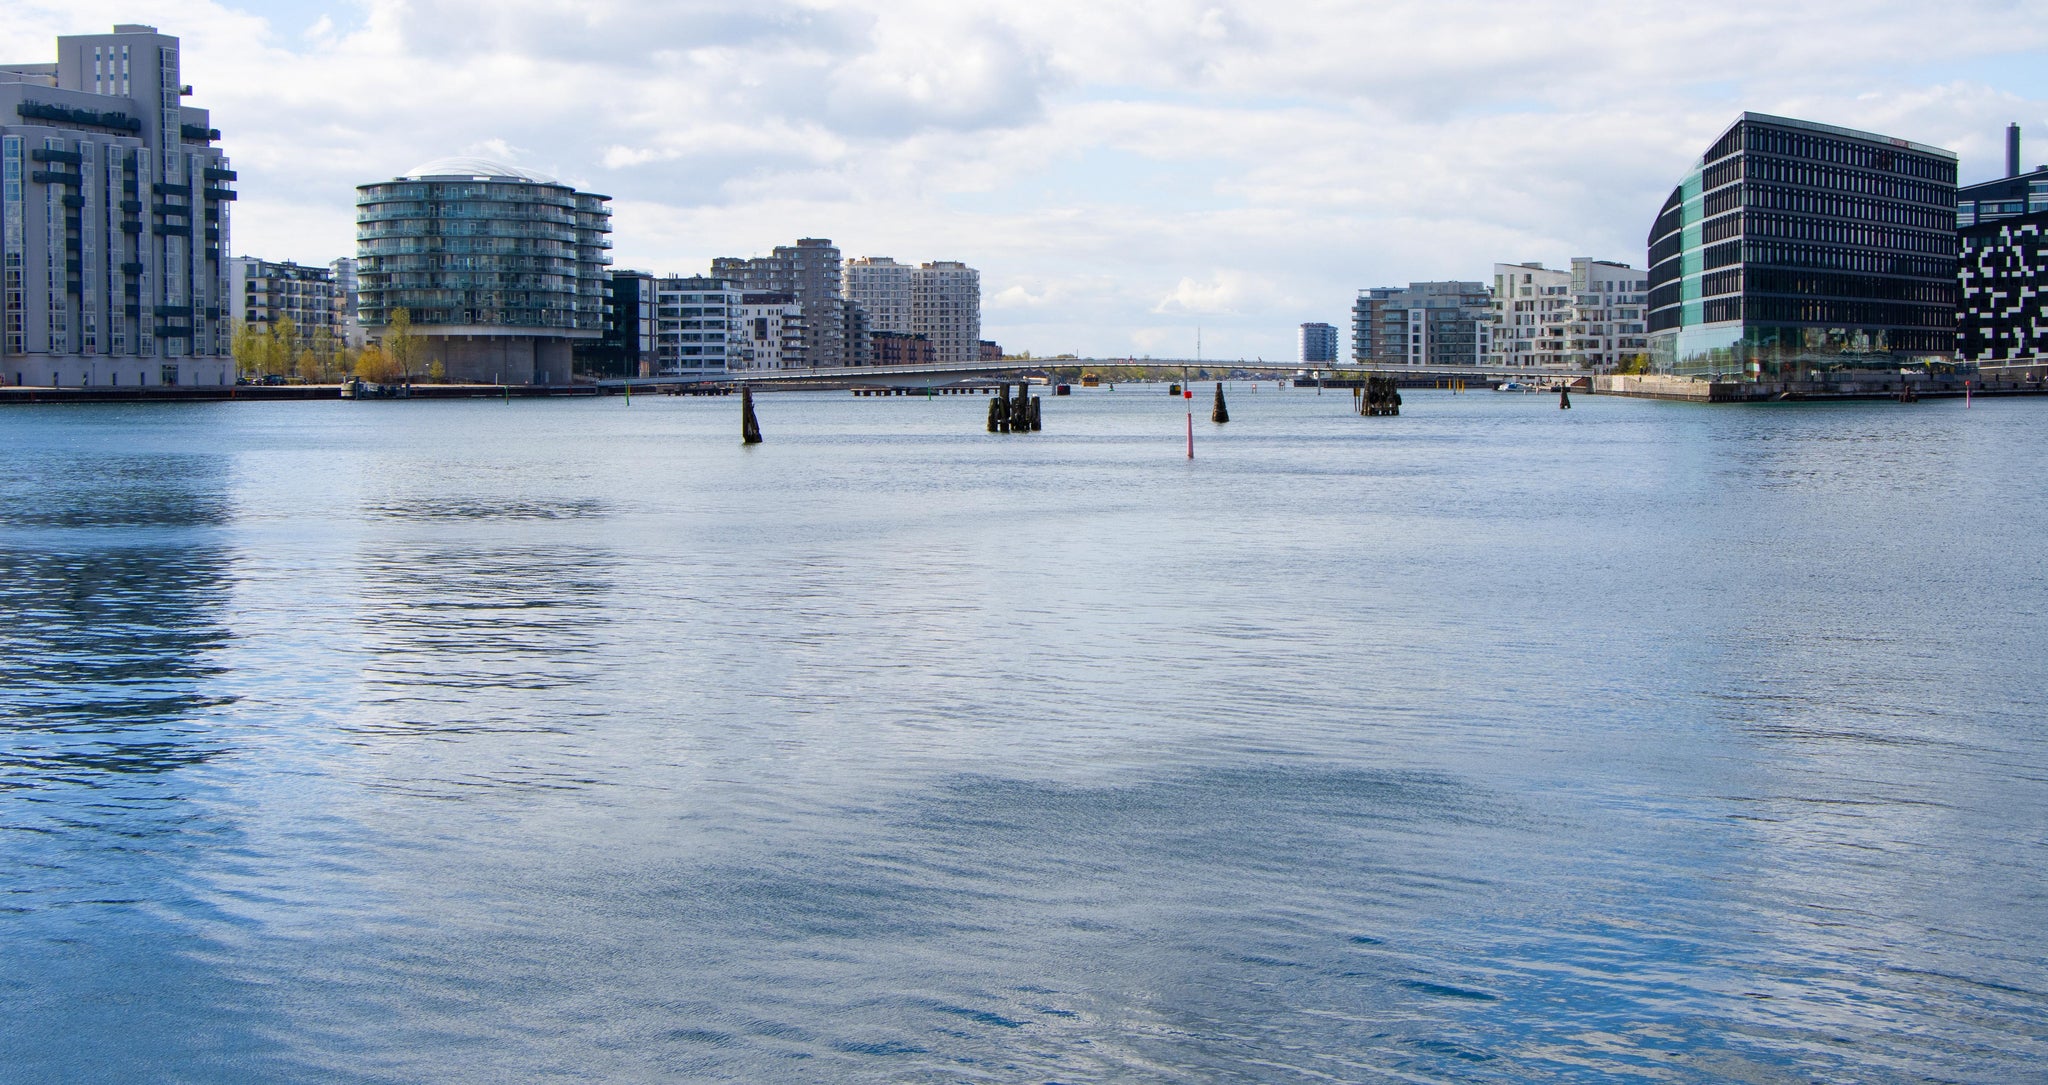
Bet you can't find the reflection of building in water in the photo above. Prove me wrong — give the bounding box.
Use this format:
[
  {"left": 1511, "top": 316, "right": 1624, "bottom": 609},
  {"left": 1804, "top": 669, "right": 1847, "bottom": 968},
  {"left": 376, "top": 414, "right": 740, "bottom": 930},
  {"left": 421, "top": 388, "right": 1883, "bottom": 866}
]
[
  {"left": 350, "top": 532, "right": 616, "bottom": 738},
  {"left": 0, "top": 525, "right": 234, "bottom": 789}
]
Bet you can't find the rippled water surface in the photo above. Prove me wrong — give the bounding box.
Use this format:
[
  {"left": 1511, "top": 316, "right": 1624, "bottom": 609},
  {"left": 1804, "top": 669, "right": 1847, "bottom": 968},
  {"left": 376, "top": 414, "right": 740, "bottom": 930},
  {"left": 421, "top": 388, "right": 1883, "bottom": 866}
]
[{"left": 2, "top": 387, "right": 2044, "bottom": 1082}]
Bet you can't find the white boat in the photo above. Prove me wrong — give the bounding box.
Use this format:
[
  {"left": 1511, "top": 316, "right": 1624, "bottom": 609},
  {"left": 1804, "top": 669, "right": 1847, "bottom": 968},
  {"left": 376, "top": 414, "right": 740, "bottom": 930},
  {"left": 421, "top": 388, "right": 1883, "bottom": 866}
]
[{"left": 1495, "top": 381, "right": 1532, "bottom": 393}]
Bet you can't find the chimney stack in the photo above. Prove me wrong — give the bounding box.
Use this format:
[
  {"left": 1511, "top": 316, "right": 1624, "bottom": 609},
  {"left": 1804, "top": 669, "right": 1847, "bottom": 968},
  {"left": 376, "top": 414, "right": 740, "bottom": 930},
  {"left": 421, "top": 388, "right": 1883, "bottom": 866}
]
[{"left": 2008, "top": 123, "right": 2022, "bottom": 178}]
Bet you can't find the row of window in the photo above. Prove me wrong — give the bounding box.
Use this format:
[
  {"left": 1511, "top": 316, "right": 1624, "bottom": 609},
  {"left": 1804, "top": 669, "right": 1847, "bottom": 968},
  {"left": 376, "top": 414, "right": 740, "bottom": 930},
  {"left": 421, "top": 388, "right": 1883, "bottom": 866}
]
[
  {"left": 1738, "top": 125, "right": 1956, "bottom": 183},
  {"left": 1745, "top": 185, "right": 1952, "bottom": 230},
  {"left": 1740, "top": 155, "right": 1952, "bottom": 208}
]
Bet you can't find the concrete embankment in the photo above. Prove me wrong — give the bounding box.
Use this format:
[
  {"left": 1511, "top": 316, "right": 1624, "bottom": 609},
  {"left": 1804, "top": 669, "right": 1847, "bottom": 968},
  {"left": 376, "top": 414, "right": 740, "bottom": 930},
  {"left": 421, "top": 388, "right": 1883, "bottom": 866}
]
[
  {"left": 1590, "top": 374, "right": 2048, "bottom": 403},
  {"left": 0, "top": 383, "right": 600, "bottom": 404}
]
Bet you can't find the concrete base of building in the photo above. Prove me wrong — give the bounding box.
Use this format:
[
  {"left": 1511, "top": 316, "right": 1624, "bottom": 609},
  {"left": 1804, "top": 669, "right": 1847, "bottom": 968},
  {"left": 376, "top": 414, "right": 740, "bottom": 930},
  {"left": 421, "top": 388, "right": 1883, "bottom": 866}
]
[
  {"left": 410, "top": 335, "right": 580, "bottom": 385},
  {"left": 3, "top": 356, "right": 234, "bottom": 390}
]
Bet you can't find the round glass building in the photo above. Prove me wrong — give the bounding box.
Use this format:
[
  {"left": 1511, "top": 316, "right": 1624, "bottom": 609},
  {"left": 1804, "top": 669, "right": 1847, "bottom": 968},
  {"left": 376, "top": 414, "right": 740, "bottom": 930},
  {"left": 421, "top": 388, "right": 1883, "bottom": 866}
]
[{"left": 355, "top": 156, "right": 611, "bottom": 384}]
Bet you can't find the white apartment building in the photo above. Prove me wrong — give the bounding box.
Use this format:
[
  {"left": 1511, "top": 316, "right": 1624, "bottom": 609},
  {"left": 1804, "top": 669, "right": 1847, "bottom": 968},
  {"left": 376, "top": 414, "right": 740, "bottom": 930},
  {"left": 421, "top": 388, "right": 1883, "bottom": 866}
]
[
  {"left": 843, "top": 256, "right": 911, "bottom": 335},
  {"left": 1568, "top": 259, "right": 1650, "bottom": 370},
  {"left": 330, "top": 255, "right": 362, "bottom": 347},
  {"left": 729, "top": 291, "right": 803, "bottom": 372},
  {"left": 1, "top": 24, "right": 236, "bottom": 387},
  {"left": 911, "top": 261, "right": 980, "bottom": 364},
  {"left": 1491, "top": 262, "right": 1574, "bottom": 368},
  {"left": 1490, "top": 259, "right": 1650, "bottom": 370},
  {"left": 653, "top": 275, "right": 736, "bottom": 377},
  {"left": 227, "top": 256, "right": 340, "bottom": 342}
]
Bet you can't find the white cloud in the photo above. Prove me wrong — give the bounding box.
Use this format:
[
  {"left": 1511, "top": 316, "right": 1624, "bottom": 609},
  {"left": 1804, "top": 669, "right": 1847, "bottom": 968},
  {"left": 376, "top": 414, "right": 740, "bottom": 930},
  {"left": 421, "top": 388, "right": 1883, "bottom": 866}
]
[{"left": 7, "top": 0, "right": 2048, "bottom": 358}]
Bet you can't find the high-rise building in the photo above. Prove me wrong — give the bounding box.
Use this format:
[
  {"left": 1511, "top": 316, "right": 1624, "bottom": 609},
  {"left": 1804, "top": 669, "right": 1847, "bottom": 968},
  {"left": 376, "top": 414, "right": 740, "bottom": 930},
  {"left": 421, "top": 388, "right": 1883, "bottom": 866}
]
[
  {"left": 227, "top": 256, "right": 340, "bottom": 343},
  {"left": 356, "top": 156, "right": 610, "bottom": 384},
  {"left": 1354, "top": 282, "right": 1492, "bottom": 367},
  {"left": 730, "top": 291, "right": 802, "bottom": 372},
  {"left": 1350, "top": 287, "right": 1398, "bottom": 364},
  {"left": 712, "top": 238, "right": 845, "bottom": 367},
  {"left": 329, "top": 256, "right": 362, "bottom": 347},
  {"left": 1647, "top": 113, "right": 1957, "bottom": 379},
  {"left": 1958, "top": 124, "right": 2048, "bottom": 228},
  {"left": 574, "top": 269, "right": 655, "bottom": 378},
  {"left": 1, "top": 24, "right": 236, "bottom": 387},
  {"left": 1298, "top": 321, "right": 1337, "bottom": 364},
  {"left": 911, "top": 260, "right": 979, "bottom": 364},
  {"left": 1958, "top": 210, "right": 2048, "bottom": 369},
  {"left": 1491, "top": 262, "right": 1572, "bottom": 367},
  {"left": 843, "top": 256, "right": 912, "bottom": 334},
  {"left": 652, "top": 275, "right": 736, "bottom": 377}
]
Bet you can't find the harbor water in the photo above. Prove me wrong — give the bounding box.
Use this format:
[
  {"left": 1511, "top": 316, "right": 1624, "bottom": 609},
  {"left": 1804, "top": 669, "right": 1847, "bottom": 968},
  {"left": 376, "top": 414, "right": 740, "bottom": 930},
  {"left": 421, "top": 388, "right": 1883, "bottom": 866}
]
[{"left": 2, "top": 386, "right": 2044, "bottom": 1082}]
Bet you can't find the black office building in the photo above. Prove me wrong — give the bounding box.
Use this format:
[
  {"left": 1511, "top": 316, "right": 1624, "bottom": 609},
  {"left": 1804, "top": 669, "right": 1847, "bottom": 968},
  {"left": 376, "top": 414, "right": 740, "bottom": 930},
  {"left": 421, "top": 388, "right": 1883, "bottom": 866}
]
[
  {"left": 1958, "top": 210, "right": 2048, "bottom": 372},
  {"left": 1647, "top": 113, "right": 1958, "bottom": 379}
]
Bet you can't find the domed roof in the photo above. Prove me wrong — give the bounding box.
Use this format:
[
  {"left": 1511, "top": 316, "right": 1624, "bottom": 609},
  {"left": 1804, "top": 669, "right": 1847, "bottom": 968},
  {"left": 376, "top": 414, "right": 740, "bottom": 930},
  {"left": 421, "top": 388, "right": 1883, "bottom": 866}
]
[{"left": 397, "top": 156, "right": 556, "bottom": 183}]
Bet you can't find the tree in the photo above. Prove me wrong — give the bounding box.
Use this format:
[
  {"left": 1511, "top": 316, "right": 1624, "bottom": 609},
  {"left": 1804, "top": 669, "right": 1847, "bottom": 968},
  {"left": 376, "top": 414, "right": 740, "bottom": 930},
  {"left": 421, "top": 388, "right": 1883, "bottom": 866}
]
[
  {"left": 230, "top": 321, "right": 267, "bottom": 381},
  {"left": 384, "top": 307, "right": 418, "bottom": 383},
  {"left": 310, "top": 326, "right": 339, "bottom": 383},
  {"left": 354, "top": 344, "right": 400, "bottom": 383},
  {"left": 266, "top": 316, "right": 298, "bottom": 377},
  {"left": 427, "top": 359, "right": 445, "bottom": 382}
]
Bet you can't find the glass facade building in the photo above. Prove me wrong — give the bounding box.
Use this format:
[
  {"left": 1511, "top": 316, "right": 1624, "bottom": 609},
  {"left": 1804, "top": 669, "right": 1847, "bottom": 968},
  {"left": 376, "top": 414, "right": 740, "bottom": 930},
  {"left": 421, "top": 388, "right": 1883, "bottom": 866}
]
[
  {"left": 1647, "top": 113, "right": 1958, "bottom": 380},
  {"left": 356, "top": 156, "right": 609, "bottom": 383}
]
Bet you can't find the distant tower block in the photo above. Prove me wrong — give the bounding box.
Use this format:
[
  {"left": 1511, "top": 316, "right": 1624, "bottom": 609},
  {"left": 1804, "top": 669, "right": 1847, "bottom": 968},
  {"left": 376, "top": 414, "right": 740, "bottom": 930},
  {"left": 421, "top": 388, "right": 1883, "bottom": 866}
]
[{"left": 1299, "top": 322, "right": 1338, "bottom": 364}]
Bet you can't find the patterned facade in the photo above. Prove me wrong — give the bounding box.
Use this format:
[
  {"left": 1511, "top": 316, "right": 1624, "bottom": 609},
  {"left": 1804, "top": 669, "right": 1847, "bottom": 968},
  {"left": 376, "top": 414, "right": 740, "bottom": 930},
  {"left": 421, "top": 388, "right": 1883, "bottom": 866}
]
[{"left": 1958, "top": 209, "right": 2048, "bottom": 365}]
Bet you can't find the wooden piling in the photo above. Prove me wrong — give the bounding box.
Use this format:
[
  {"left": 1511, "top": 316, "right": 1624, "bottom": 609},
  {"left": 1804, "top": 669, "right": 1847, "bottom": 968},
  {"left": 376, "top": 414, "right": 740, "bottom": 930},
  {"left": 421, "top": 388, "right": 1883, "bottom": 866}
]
[
  {"left": 741, "top": 384, "right": 763, "bottom": 443},
  {"left": 1559, "top": 385, "right": 1572, "bottom": 410},
  {"left": 1211, "top": 382, "right": 1229, "bottom": 423}
]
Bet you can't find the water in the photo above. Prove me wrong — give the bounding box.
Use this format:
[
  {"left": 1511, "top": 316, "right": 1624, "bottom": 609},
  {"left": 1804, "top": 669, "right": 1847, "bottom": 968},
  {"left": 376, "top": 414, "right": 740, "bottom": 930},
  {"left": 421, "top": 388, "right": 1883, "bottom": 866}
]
[{"left": 2, "top": 386, "right": 2043, "bottom": 1083}]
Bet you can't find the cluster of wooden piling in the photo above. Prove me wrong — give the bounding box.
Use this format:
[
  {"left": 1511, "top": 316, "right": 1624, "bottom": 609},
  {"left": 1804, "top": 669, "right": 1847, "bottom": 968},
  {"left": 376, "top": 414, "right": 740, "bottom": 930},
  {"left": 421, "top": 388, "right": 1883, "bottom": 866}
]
[
  {"left": 987, "top": 381, "right": 1042, "bottom": 433},
  {"left": 1356, "top": 375, "right": 1401, "bottom": 416},
  {"left": 1211, "top": 383, "right": 1229, "bottom": 423}
]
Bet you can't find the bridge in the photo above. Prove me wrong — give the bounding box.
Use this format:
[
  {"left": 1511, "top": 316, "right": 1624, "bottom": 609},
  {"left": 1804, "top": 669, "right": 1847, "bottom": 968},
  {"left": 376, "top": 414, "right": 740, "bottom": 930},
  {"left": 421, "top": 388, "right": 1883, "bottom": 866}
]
[{"left": 595, "top": 359, "right": 1593, "bottom": 391}]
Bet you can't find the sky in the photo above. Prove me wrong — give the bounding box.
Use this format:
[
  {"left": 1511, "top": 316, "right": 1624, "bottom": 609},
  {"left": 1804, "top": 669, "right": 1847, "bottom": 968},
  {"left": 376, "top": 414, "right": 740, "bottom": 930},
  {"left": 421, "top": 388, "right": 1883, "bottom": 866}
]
[{"left": 8, "top": 1, "right": 2048, "bottom": 360}]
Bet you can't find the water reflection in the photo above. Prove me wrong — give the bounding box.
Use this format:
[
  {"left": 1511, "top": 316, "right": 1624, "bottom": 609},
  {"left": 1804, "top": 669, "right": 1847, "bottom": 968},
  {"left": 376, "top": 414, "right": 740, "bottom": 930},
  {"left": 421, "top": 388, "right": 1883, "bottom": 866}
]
[{"left": 0, "top": 545, "right": 235, "bottom": 791}]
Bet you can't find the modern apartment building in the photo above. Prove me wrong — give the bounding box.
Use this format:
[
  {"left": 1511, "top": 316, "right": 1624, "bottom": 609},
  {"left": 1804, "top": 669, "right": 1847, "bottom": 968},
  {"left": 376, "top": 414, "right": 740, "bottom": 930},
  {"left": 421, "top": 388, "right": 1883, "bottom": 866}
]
[
  {"left": 1354, "top": 282, "right": 1492, "bottom": 367},
  {"left": 1, "top": 24, "right": 236, "bottom": 387},
  {"left": 1490, "top": 258, "right": 1647, "bottom": 370},
  {"left": 873, "top": 330, "right": 934, "bottom": 366},
  {"left": 329, "top": 255, "right": 362, "bottom": 346},
  {"left": 573, "top": 268, "right": 655, "bottom": 378},
  {"left": 227, "top": 256, "right": 340, "bottom": 342},
  {"left": 730, "top": 291, "right": 802, "bottom": 372},
  {"left": 1647, "top": 113, "right": 1958, "bottom": 379},
  {"left": 1349, "top": 287, "right": 1398, "bottom": 364},
  {"left": 713, "top": 238, "right": 845, "bottom": 367},
  {"left": 843, "top": 256, "right": 912, "bottom": 334},
  {"left": 911, "top": 260, "right": 980, "bottom": 364},
  {"left": 1957, "top": 125, "right": 2048, "bottom": 228},
  {"left": 652, "top": 275, "right": 736, "bottom": 377},
  {"left": 1491, "top": 263, "right": 1573, "bottom": 367},
  {"left": 1298, "top": 321, "right": 1337, "bottom": 364},
  {"left": 356, "top": 156, "right": 611, "bottom": 384},
  {"left": 1958, "top": 210, "right": 2048, "bottom": 368}
]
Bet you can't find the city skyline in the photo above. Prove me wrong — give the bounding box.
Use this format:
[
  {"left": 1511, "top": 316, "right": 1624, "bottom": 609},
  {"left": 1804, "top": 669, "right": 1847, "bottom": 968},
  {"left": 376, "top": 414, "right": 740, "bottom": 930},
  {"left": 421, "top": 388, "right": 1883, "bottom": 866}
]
[{"left": 7, "top": 0, "right": 2048, "bottom": 361}]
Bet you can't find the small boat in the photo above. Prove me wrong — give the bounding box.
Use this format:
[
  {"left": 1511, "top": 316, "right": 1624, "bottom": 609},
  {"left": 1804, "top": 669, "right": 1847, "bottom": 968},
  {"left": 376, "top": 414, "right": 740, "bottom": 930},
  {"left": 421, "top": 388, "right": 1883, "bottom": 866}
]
[
  {"left": 1079, "top": 373, "right": 1100, "bottom": 387},
  {"left": 1495, "top": 381, "right": 1531, "bottom": 393}
]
